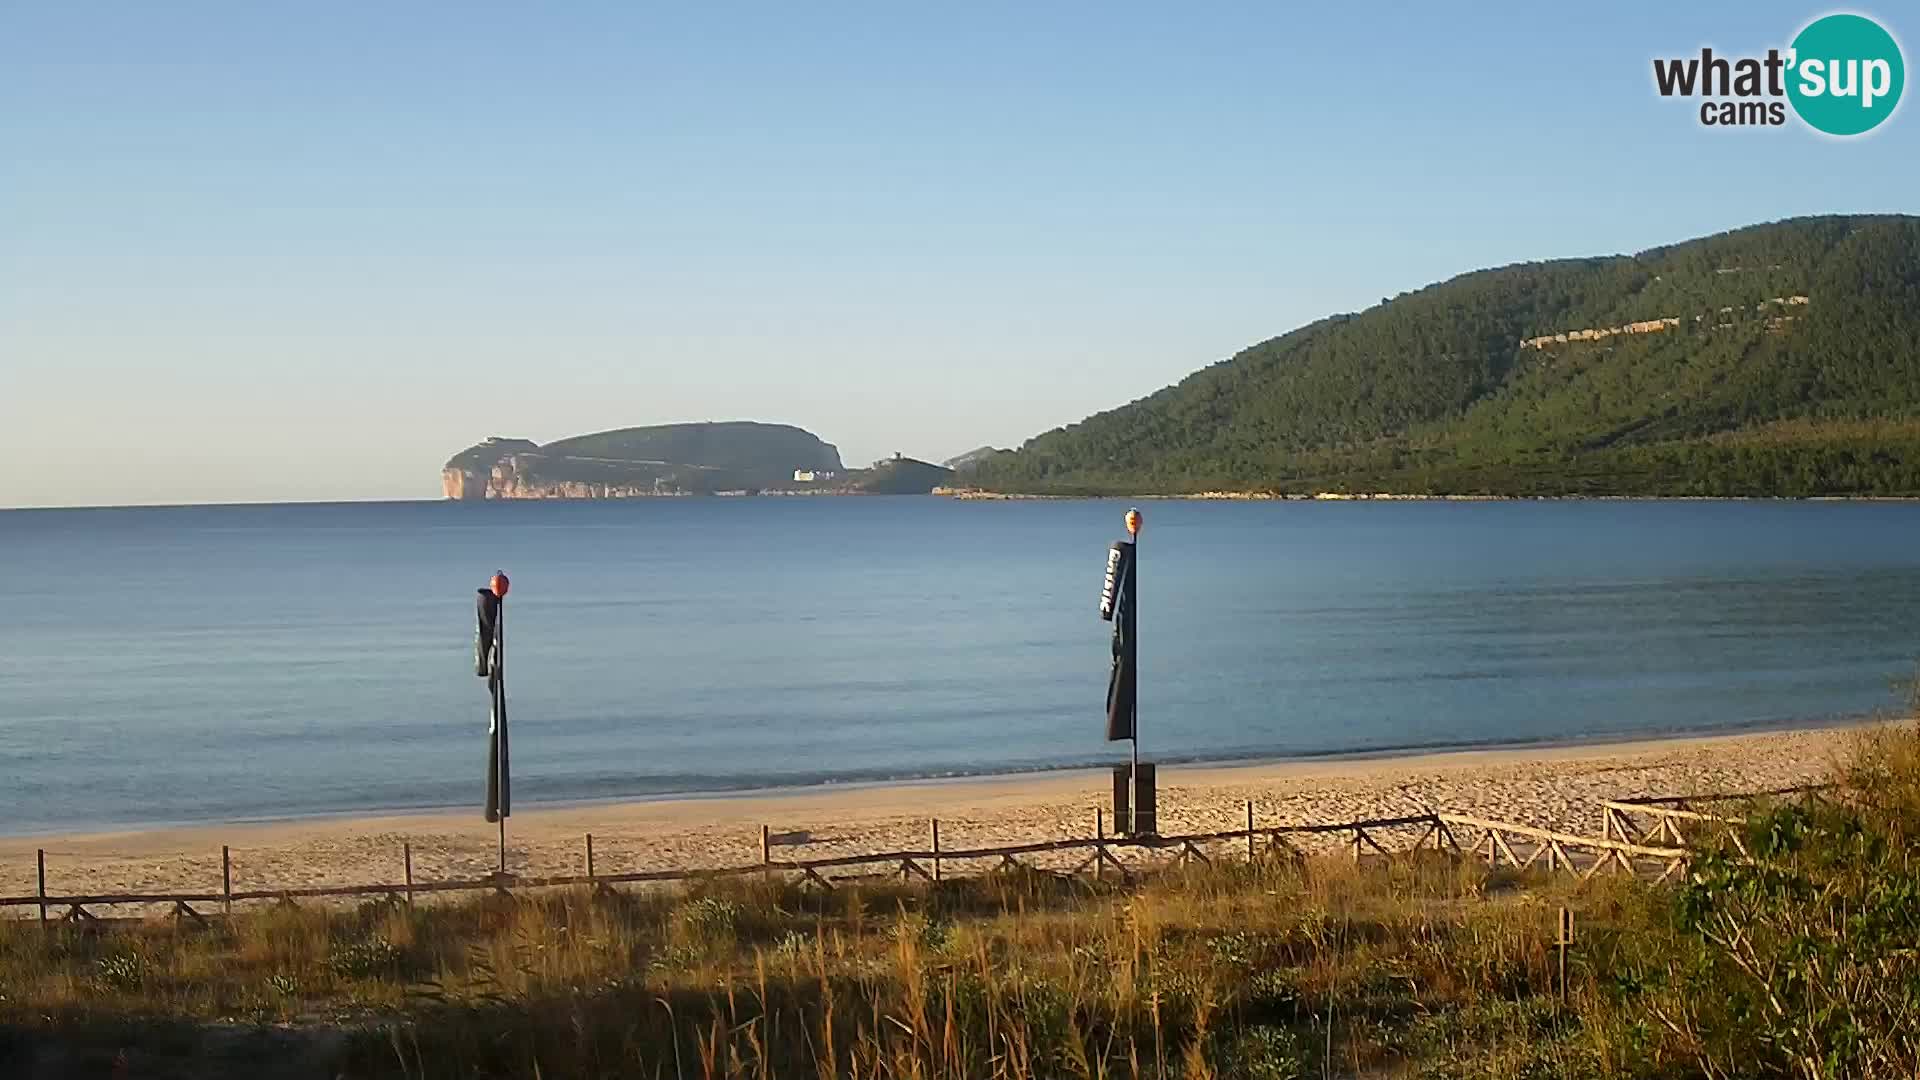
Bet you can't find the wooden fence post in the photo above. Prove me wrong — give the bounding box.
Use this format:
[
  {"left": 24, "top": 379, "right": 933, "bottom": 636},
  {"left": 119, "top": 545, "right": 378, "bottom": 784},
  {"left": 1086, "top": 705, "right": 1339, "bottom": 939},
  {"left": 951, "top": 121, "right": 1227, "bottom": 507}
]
[
  {"left": 403, "top": 843, "right": 414, "bottom": 909},
  {"left": 585, "top": 834, "right": 596, "bottom": 883},
  {"left": 221, "top": 846, "right": 232, "bottom": 917},
  {"left": 1556, "top": 907, "right": 1574, "bottom": 1004},
  {"left": 930, "top": 819, "right": 941, "bottom": 882},
  {"left": 36, "top": 849, "right": 47, "bottom": 927},
  {"left": 760, "top": 825, "right": 771, "bottom": 883},
  {"left": 1095, "top": 809, "right": 1105, "bottom": 883},
  {"left": 1246, "top": 801, "right": 1255, "bottom": 863}
]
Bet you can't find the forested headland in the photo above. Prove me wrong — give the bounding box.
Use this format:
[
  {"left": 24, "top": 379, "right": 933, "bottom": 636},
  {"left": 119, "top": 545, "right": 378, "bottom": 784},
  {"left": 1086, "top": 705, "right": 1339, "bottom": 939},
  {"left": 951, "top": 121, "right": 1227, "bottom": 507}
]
[{"left": 969, "top": 216, "right": 1920, "bottom": 497}]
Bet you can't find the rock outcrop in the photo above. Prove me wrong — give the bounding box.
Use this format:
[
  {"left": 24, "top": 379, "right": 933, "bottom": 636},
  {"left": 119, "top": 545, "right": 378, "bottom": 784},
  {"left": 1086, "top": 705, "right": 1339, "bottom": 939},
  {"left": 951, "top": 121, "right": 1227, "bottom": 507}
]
[
  {"left": 1520, "top": 296, "right": 1808, "bottom": 350},
  {"left": 443, "top": 437, "right": 538, "bottom": 499},
  {"left": 855, "top": 454, "right": 956, "bottom": 494}
]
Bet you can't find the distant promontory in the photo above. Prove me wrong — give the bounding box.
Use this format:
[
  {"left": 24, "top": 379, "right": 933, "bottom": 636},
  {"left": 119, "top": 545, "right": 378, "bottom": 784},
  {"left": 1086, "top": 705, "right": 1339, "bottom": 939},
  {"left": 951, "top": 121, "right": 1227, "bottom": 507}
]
[{"left": 442, "top": 422, "right": 952, "bottom": 499}]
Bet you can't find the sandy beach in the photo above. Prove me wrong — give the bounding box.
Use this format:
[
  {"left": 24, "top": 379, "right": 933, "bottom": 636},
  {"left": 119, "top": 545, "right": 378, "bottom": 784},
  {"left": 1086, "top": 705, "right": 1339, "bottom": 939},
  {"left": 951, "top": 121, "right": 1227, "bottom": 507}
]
[{"left": 0, "top": 724, "right": 1871, "bottom": 907}]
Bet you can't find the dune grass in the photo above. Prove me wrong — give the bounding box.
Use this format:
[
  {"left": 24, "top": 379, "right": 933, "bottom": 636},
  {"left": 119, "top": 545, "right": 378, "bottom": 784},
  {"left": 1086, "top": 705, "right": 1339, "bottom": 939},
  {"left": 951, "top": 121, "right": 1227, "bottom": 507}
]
[
  {"left": 0, "top": 841, "right": 1678, "bottom": 1077},
  {"left": 5, "top": 725, "right": 1920, "bottom": 1078}
]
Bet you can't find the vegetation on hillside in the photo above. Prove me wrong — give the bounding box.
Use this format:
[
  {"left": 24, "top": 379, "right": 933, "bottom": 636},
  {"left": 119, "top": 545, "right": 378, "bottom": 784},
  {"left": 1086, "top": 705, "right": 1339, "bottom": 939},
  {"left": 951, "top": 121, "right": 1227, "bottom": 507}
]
[
  {"left": 442, "top": 422, "right": 847, "bottom": 496},
  {"left": 850, "top": 455, "right": 956, "bottom": 494},
  {"left": 541, "top": 423, "right": 843, "bottom": 477},
  {"left": 971, "top": 216, "right": 1920, "bottom": 496},
  {"left": 6, "top": 724, "right": 1920, "bottom": 1078}
]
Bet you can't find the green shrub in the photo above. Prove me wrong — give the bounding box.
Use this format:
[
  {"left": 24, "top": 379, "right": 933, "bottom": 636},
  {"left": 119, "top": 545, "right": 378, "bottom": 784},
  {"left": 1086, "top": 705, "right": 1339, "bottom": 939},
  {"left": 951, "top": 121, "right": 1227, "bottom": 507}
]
[
  {"left": 1659, "top": 728, "right": 1920, "bottom": 1078},
  {"left": 328, "top": 938, "right": 403, "bottom": 981},
  {"left": 890, "top": 912, "right": 952, "bottom": 954},
  {"left": 671, "top": 897, "right": 741, "bottom": 948},
  {"left": 1212, "top": 1024, "right": 1306, "bottom": 1080},
  {"left": 93, "top": 951, "right": 147, "bottom": 993}
]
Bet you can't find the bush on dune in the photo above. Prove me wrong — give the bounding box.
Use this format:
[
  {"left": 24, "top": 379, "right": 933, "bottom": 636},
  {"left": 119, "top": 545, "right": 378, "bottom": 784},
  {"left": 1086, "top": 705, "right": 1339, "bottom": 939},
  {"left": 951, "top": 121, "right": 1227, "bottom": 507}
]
[{"left": 1648, "top": 725, "right": 1920, "bottom": 1079}]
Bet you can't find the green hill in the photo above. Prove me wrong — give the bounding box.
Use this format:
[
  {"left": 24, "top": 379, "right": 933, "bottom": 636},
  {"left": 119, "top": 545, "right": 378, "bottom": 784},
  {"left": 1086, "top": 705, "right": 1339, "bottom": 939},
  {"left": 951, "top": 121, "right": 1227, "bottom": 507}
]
[
  {"left": 850, "top": 454, "right": 955, "bottom": 494},
  {"left": 442, "top": 422, "right": 843, "bottom": 498},
  {"left": 970, "top": 215, "right": 1920, "bottom": 497},
  {"left": 941, "top": 445, "right": 1005, "bottom": 472},
  {"left": 539, "top": 422, "right": 843, "bottom": 478},
  {"left": 442, "top": 425, "right": 959, "bottom": 497}
]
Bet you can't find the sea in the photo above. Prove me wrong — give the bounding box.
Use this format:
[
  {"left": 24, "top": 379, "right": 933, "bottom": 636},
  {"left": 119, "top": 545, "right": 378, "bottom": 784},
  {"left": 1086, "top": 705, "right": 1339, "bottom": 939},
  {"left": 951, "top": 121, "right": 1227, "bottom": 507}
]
[{"left": 3, "top": 497, "right": 1919, "bottom": 835}]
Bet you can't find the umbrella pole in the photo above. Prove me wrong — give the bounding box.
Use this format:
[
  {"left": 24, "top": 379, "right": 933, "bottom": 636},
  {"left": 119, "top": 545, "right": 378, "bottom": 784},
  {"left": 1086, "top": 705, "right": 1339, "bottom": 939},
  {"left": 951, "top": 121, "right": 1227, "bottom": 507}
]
[
  {"left": 496, "top": 599, "right": 507, "bottom": 875},
  {"left": 1129, "top": 736, "right": 1138, "bottom": 835},
  {"left": 494, "top": 673, "right": 504, "bottom": 874}
]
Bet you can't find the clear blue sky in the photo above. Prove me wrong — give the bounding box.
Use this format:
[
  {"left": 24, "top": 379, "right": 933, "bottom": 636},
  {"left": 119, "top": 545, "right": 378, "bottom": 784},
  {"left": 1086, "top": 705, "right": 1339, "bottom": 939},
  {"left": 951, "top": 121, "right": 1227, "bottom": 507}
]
[{"left": 2, "top": 2, "right": 1914, "bottom": 506}]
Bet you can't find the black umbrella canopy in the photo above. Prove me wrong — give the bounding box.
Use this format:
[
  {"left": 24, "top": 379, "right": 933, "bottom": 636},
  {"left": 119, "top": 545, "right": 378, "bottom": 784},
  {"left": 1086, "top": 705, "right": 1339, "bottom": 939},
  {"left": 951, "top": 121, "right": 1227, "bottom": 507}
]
[{"left": 1102, "top": 541, "right": 1137, "bottom": 742}]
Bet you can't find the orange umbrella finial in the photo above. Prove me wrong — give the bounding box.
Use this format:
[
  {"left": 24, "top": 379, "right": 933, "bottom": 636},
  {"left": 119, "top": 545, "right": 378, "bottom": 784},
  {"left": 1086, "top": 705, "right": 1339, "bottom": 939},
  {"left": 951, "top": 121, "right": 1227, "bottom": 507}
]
[
  {"left": 490, "top": 572, "right": 511, "bottom": 598},
  {"left": 1125, "top": 508, "right": 1142, "bottom": 537}
]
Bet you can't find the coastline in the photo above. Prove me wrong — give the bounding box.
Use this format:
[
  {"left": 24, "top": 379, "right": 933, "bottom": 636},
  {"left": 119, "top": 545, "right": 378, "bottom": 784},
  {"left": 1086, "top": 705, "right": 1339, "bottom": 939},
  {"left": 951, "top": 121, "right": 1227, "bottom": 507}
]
[
  {"left": 1, "top": 721, "right": 1882, "bottom": 905},
  {"left": 935, "top": 487, "right": 1920, "bottom": 502},
  {"left": 3, "top": 712, "right": 1873, "bottom": 841}
]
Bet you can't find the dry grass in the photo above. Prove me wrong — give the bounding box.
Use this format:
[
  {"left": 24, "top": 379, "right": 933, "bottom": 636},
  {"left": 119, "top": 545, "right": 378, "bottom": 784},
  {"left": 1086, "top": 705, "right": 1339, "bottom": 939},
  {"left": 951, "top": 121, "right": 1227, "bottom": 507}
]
[
  {"left": 1, "top": 846, "right": 1672, "bottom": 1078},
  {"left": 8, "top": 724, "right": 1920, "bottom": 1078}
]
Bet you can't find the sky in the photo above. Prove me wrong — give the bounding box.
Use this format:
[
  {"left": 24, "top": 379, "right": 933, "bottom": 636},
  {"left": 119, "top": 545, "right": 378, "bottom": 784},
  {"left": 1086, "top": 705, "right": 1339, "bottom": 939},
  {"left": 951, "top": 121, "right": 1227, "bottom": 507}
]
[{"left": 2, "top": 2, "right": 1916, "bottom": 507}]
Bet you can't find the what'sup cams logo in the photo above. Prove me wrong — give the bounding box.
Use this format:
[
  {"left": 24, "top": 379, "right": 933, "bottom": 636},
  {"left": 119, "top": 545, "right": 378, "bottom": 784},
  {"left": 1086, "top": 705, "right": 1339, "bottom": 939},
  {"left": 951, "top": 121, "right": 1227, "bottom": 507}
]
[{"left": 1654, "top": 12, "right": 1904, "bottom": 135}]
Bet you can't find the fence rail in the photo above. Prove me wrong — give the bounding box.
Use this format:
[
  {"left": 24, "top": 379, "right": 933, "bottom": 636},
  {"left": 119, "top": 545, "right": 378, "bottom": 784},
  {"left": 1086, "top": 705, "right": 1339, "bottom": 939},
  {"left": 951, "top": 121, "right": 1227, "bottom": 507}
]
[
  {"left": 1439, "top": 812, "right": 1690, "bottom": 884},
  {"left": 1603, "top": 783, "right": 1833, "bottom": 853},
  {"left": 1609, "top": 783, "right": 1832, "bottom": 810}
]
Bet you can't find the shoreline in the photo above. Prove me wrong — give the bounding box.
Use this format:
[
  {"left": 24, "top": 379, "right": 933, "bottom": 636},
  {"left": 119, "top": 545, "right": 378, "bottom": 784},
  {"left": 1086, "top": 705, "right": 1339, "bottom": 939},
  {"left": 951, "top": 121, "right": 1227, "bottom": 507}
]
[
  {"left": 936, "top": 487, "right": 1920, "bottom": 502},
  {"left": 12, "top": 493, "right": 1920, "bottom": 514},
  {"left": 0, "top": 712, "right": 1874, "bottom": 842},
  {"left": 0, "top": 721, "right": 1884, "bottom": 904}
]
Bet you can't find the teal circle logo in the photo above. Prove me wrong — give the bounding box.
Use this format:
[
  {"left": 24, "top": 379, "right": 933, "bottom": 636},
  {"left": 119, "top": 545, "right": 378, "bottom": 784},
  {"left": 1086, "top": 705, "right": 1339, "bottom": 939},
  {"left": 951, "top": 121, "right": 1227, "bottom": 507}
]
[{"left": 1787, "top": 13, "right": 1905, "bottom": 135}]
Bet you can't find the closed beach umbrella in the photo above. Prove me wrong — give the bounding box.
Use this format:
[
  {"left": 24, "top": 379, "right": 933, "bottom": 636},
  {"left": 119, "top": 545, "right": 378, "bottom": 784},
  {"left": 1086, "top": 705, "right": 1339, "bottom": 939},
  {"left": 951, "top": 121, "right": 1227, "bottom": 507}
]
[{"left": 478, "top": 573, "right": 511, "bottom": 825}]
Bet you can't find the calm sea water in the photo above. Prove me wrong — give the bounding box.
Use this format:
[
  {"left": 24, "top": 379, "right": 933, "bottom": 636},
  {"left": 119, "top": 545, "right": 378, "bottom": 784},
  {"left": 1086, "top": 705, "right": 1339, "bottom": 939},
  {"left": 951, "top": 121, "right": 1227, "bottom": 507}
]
[{"left": 2, "top": 498, "right": 1918, "bottom": 834}]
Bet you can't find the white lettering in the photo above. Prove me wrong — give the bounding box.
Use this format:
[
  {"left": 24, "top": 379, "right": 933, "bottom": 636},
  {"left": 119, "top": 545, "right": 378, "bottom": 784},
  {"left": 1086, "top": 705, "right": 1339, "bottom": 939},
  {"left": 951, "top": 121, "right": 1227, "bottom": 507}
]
[
  {"left": 1863, "top": 59, "right": 1891, "bottom": 108},
  {"left": 1800, "top": 57, "right": 1827, "bottom": 96},
  {"left": 1830, "top": 58, "right": 1858, "bottom": 99}
]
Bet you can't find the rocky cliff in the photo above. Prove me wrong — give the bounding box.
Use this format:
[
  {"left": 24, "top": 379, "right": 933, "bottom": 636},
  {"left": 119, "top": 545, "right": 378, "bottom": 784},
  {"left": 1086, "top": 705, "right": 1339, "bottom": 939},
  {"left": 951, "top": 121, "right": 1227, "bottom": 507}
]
[{"left": 442, "top": 437, "right": 538, "bottom": 499}]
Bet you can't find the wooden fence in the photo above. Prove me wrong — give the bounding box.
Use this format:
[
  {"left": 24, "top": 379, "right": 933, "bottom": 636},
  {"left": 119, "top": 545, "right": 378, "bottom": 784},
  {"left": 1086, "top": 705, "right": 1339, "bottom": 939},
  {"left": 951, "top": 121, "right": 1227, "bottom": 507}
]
[
  {"left": 1443, "top": 813, "right": 1690, "bottom": 884},
  {"left": 2, "top": 799, "right": 1715, "bottom": 926},
  {"left": 1602, "top": 783, "right": 1833, "bottom": 854}
]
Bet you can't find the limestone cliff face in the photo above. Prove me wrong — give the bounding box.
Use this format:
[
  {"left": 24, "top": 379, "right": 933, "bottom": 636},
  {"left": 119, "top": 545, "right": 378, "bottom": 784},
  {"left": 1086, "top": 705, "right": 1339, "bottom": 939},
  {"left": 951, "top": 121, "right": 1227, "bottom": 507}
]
[
  {"left": 1518, "top": 296, "right": 1808, "bottom": 350},
  {"left": 442, "top": 466, "right": 489, "bottom": 499},
  {"left": 442, "top": 437, "right": 539, "bottom": 500},
  {"left": 484, "top": 455, "right": 673, "bottom": 499}
]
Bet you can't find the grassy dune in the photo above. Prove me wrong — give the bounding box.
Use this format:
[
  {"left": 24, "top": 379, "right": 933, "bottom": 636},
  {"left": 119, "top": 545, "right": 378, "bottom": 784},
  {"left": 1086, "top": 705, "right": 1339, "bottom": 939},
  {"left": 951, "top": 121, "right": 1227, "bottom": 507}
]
[{"left": 6, "top": 727, "right": 1920, "bottom": 1078}]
